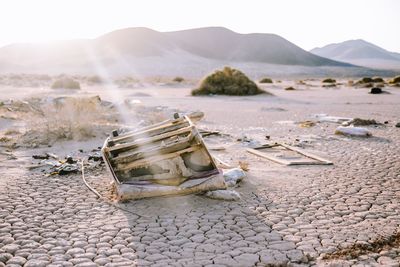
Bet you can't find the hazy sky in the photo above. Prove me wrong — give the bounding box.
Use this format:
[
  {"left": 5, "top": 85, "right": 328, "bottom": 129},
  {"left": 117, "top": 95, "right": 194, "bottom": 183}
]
[{"left": 0, "top": 0, "right": 399, "bottom": 52}]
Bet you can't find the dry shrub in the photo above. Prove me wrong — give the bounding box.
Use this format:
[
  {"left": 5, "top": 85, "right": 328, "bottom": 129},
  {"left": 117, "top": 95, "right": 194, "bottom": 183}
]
[
  {"left": 20, "top": 96, "right": 112, "bottom": 146},
  {"left": 322, "top": 78, "right": 336, "bottom": 83},
  {"left": 389, "top": 75, "right": 400, "bottom": 84},
  {"left": 173, "top": 77, "right": 184, "bottom": 83},
  {"left": 259, "top": 78, "right": 273, "bottom": 83},
  {"left": 238, "top": 161, "right": 249, "bottom": 171},
  {"left": 192, "top": 67, "right": 266, "bottom": 96},
  {"left": 51, "top": 78, "right": 81, "bottom": 89},
  {"left": 87, "top": 75, "right": 102, "bottom": 84}
]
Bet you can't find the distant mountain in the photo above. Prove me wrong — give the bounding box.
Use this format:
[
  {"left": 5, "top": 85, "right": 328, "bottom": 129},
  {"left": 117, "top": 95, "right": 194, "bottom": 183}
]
[
  {"left": 0, "top": 27, "right": 388, "bottom": 77},
  {"left": 310, "top": 39, "right": 400, "bottom": 70}
]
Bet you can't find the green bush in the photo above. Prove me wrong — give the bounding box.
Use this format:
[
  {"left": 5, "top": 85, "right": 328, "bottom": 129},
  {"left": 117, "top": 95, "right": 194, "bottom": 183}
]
[
  {"left": 358, "top": 77, "right": 373, "bottom": 83},
  {"left": 173, "top": 77, "right": 184, "bottom": 83},
  {"left": 192, "top": 67, "right": 265, "bottom": 96},
  {"left": 259, "top": 78, "right": 273, "bottom": 83},
  {"left": 389, "top": 75, "right": 400, "bottom": 84},
  {"left": 51, "top": 78, "right": 81, "bottom": 89},
  {"left": 322, "top": 78, "right": 336, "bottom": 83},
  {"left": 372, "top": 77, "right": 384, "bottom": 83}
]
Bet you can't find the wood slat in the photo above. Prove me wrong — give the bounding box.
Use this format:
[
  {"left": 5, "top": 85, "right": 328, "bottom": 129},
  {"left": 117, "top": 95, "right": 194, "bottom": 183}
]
[{"left": 115, "top": 145, "right": 202, "bottom": 172}]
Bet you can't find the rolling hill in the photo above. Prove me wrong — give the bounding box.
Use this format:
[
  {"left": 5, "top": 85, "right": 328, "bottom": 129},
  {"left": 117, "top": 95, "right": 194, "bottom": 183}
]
[
  {"left": 310, "top": 39, "right": 400, "bottom": 70},
  {"left": 0, "top": 27, "right": 391, "bottom": 77}
]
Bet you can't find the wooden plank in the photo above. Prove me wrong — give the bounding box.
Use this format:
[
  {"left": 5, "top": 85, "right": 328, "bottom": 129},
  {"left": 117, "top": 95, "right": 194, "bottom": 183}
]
[
  {"left": 115, "top": 145, "right": 202, "bottom": 172},
  {"left": 247, "top": 148, "right": 293, "bottom": 165},
  {"left": 111, "top": 137, "right": 194, "bottom": 164},
  {"left": 110, "top": 118, "right": 188, "bottom": 143},
  {"left": 279, "top": 143, "right": 333, "bottom": 165},
  {"left": 247, "top": 143, "right": 333, "bottom": 166},
  {"left": 105, "top": 125, "right": 194, "bottom": 154}
]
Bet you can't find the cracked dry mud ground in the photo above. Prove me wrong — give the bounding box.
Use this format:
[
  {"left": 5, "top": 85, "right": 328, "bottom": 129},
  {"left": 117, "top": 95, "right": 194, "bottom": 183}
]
[{"left": 1, "top": 87, "right": 400, "bottom": 267}]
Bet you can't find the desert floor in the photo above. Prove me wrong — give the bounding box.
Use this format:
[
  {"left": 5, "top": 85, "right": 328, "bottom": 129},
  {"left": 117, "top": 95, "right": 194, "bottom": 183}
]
[{"left": 1, "top": 80, "right": 400, "bottom": 266}]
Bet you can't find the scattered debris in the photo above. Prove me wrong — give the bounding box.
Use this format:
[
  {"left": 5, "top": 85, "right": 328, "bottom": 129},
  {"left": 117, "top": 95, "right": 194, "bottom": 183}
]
[
  {"left": 102, "top": 114, "right": 226, "bottom": 200},
  {"left": 322, "top": 231, "right": 400, "bottom": 260},
  {"left": 57, "top": 163, "right": 79, "bottom": 175},
  {"left": 344, "top": 118, "right": 380, "bottom": 126},
  {"left": 205, "top": 190, "right": 241, "bottom": 201},
  {"left": 237, "top": 135, "right": 261, "bottom": 147},
  {"left": 260, "top": 107, "right": 287, "bottom": 112},
  {"left": 223, "top": 168, "right": 246, "bottom": 187},
  {"left": 370, "top": 87, "right": 382, "bottom": 94},
  {"left": 213, "top": 156, "right": 233, "bottom": 169},
  {"left": 199, "top": 129, "right": 221, "bottom": 137},
  {"left": 314, "top": 114, "right": 352, "bottom": 124},
  {"left": 32, "top": 154, "right": 49, "bottom": 160},
  {"left": 238, "top": 161, "right": 249, "bottom": 171},
  {"left": 335, "top": 126, "right": 372, "bottom": 137},
  {"left": 32, "top": 152, "right": 59, "bottom": 160},
  {"left": 247, "top": 143, "right": 333, "bottom": 166},
  {"left": 322, "top": 83, "right": 336, "bottom": 88},
  {"left": 298, "top": 120, "right": 316, "bottom": 128},
  {"left": 88, "top": 152, "right": 103, "bottom": 162}
]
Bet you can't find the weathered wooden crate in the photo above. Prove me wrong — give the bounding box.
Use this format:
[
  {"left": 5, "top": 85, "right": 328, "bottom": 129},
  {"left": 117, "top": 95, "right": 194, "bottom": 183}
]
[{"left": 102, "top": 115, "right": 226, "bottom": 200}]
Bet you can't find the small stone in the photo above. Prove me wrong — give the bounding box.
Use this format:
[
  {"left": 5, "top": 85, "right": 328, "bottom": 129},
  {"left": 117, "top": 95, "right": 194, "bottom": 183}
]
[
  {"left": 0, "top": 253, "right": 13, "bottom": 263},
  {"left": 66, "top": 248, "right": 85, "bottom": 256},
  {"left": 1, "top": 244, "right": 20, "bottom": 254},
  {"left": 24, "top": 259, "right": 50, "bottom": 267},
  {"left": 234, "top": 253, "right": 259, "bottom": 266},
  {"left": 268, "top": 241, "right": 296, "bottom": 251},
  {"left": 205, "top": 190, "right": 241, "bottom": 201},
  {"left": 377, "top": 256, "right": 399, "bottom": 267},
  {"left": 7, "top": 256, "right": 27, "bottom": 265},
  {"left": 370, "top": 87, "right": 382, "bottom": 94}
]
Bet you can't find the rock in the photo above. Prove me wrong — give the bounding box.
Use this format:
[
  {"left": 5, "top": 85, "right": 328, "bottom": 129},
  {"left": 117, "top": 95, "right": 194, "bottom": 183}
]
[
  {"left": 395, "top": 122, "right": 400, "bottom": 128},
  {"left": 7, "top": 256, "right": 27, "bottom": 265},
  {"left": 88, "top": 152, "right": 103, "bottom": 162},
  {"left": 335, "top": 126, "right": 372, "bottom": 137},
  {"left": 234, "top": 253, "right": 259, "bottom": 266},
  {"left": 377, "top": 256, "right": 399, "bottom": 267},
  {"left": 24, "top": 259, "right": 49, "bottom": 267},
  {"left": 223, "top": 168, "right": 246, "bottom": 187},
  {"left": 0, "top": 253, "right": 12, "bottom": 263},
  {"left": 285, "top": 87, "right": 295, "bottom": 91},
  {"left": 1, "top": 244, "right": 19, "bottom": 254},
  {"left": 66, "top": 247, "right": 85, "bottom": 256},
  {"left": 205, "top": 190, "right": 241, "bottom": 201},
  {"left": 57, "top": 163, "right": 79, "bottom": 175},
  {"left": 268, "top": 241, "right": 296, "bottom": 251},
  {"left": 345, "top": 118, "right": 380, "bottom": 126},
  {"left": 370, "top": 87, "right": 382, "bottom": 94}
]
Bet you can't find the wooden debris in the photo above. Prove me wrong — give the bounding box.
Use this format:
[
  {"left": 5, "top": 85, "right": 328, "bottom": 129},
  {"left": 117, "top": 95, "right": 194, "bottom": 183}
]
[
  {"left": 247, "top": 142, "right": 333, "bottom": 166},
  {"left": 102, "top": 115, "right": 226, "bottom": 200}
]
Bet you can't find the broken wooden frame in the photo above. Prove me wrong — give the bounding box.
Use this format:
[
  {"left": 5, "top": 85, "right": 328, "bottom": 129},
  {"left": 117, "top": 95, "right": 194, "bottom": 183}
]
[
  {"left": 247, "top": 143, "right": 333, "bottom": 166},
  {"left": 102, "top": 115, "right": 226, "bottom": 200}
]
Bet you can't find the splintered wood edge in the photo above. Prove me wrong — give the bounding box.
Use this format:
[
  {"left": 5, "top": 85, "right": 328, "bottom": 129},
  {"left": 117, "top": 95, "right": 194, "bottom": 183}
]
[
  {"left": 110, "top": 117, "right": 188, "bottom": 143},
  {"left": 106, "top": 125, "right": 194, "bottom": 153},
  {"left": 115, "top": 144, "right": 203, "bottom": 172}
]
